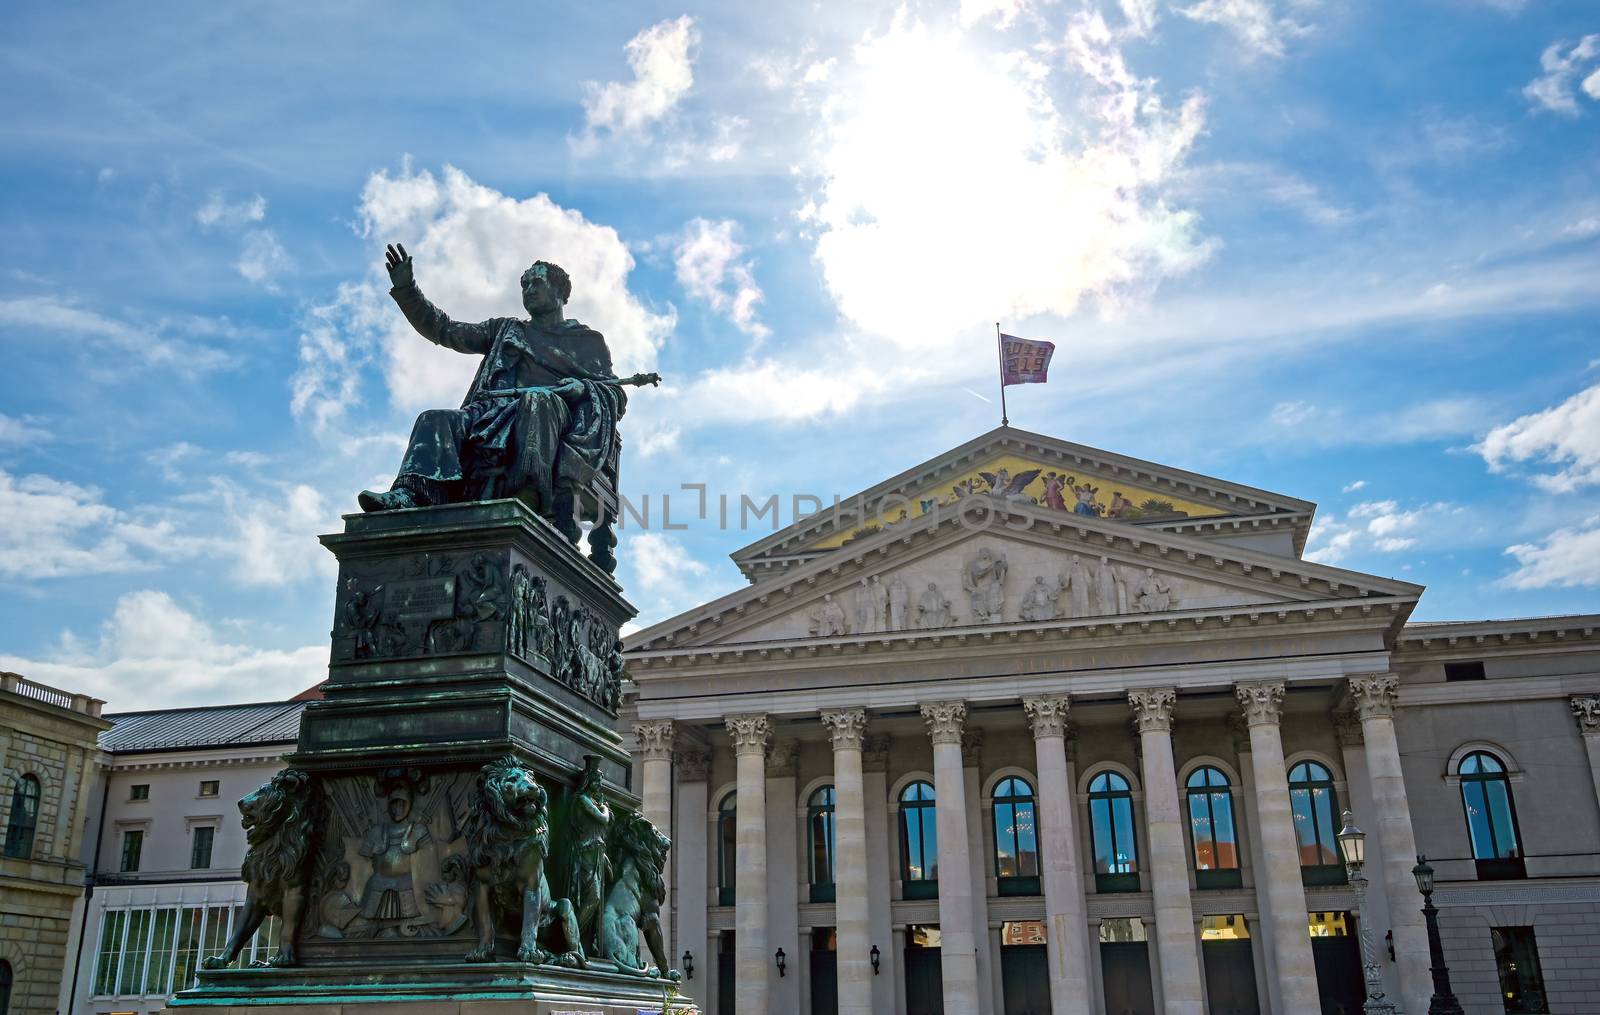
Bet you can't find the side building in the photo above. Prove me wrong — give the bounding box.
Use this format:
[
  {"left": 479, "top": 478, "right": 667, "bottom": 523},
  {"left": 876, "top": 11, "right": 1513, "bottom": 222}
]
[
  {"left": 0, "top": 674, "right": 108, "bottom": 1015},
  {"left": 61, "top": 697, "right": 307, "bottom": 1015},
  {"left": 623, "top": 426, "right": 1600, "bottom": 1015}
]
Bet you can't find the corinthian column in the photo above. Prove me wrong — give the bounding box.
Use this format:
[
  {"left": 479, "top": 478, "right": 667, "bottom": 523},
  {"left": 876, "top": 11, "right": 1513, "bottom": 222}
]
[
  {"left": 1023, "top": 696, "right": 1092, "bottom": 1015},
  {"left": 1234, "top": 681, "right": 1320, "bottom": 1014},
  {"left": 922, "top": 700, "right": 981, "bottom": 1012},
  {"left": 727, "top": 713, "right": 773, "bottom": 1015},
  {"left": 822, "top": 708, "right": 873, "bottom": 1015},
  {"left": 634, "top": 719, "right": 676, "bottom": 960},
  {"left": 1349, "top": 675, "right": 1429, "bottom": 1015},
  {"left": 1127, "top": 688, "right": 1204, "bottom": 1010}
]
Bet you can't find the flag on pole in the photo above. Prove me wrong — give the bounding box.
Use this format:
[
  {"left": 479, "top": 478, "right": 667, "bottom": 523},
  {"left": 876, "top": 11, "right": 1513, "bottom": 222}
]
[{"left": 999, "top": 333, "right": 1055, "bottom": 386}]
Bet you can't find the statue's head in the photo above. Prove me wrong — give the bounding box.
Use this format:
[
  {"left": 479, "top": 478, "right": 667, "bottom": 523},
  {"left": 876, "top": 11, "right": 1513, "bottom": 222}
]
[{"left": 521, "top": 260, "right": 571, "bottom": 316}]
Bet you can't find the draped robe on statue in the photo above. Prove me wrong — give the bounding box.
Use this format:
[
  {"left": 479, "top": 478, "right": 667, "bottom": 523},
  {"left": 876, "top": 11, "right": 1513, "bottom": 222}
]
[{"left": 382, "top": 282, "right": 624, "bottom": 515}]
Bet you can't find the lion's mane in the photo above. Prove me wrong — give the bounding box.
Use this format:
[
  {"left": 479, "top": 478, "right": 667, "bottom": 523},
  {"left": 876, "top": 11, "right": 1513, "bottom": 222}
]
[
  {"left": 463, "top": 756, "right": 547, "bottom": 890},
  {"left": 238, "top": 768, "right": 317, "bottom": 904}
]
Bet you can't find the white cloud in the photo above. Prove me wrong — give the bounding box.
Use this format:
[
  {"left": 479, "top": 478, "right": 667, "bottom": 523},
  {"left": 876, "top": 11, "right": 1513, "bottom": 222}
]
[
  {"left": 958, "top": 0, "right": 1033, "bottom": 29},
  {"left": 217, "top": 479, "right": 340, "bottom": 587},
  {"left": 0, "top": 296, "right": 233, "bottom": 373},
  {"left": 1305, "top": 498, "right": 1452, "bottom": 563},
  {"left": 1342, "top": 479, "right": 1366, "bottom": 493},
  {"left": 1503, "top": 516, "right": 1600, "bottom": 589},
  {"left": 803, "top": 10, "right": 1210, "bottom": 356},
  {"left": 196, "top": 192, "right": 267, "bottom": 229},
  {"left": 583, "top": 16, "right": 699, "bottom": 138},
  {"left": 1524, "top": 35, "right": 1600, "bottom": 115},
  {"left": 0, "top": 413, "right": 49, "bottom": 445},
  {"left": 294, "top": 163, "right": 672, "bottom": 427},
  {"left": 1119, "top": 0, "right": 1161, "bottom": 36},
  {"left": 1270, "top": 400, "right": 1315, "bottom": 426},
  {"left": 1177, "top": 0, "right": 1312, "bottom": 58},
  {"left": 674, "top": 218, "right": 769, "bottom": 340},
  {"left": 1476, "top": 382, "right": 1600, "bottom": 492},
  {"left": 619, "top": 532, "right": 725, "bottom": 622},
  {"left": 0, "top": 590, "right": 324, "bottom": 708},
  {"left": 237, "top": 229, "right": 292, "bottom": 288}
]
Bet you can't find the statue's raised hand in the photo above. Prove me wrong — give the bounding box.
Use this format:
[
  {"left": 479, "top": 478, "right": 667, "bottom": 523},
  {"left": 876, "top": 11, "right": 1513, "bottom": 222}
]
[{"left": 384, "top": 243, "right": 414, "bottom": 288}]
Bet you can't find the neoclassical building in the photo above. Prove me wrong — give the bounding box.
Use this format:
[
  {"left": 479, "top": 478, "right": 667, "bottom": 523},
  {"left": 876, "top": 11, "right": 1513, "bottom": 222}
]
[{"left": 623, "top": 427, "right": 1600, "bottom": 1015}]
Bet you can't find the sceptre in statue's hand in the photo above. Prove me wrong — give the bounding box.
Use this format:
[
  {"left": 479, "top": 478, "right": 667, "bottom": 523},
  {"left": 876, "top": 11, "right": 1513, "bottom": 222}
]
[{"left": 356, "top": 242, "right": 658, "bottom": 573}]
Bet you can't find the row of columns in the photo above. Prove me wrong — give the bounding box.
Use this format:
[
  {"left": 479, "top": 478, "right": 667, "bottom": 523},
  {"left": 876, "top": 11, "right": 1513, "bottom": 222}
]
[{"left": 634, "top": 672, "right": 1428, "bottom": 1015}]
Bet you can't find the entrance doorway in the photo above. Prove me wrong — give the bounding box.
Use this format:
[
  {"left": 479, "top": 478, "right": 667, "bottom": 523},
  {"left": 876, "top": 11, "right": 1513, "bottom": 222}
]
[
  {"left": 1309, "top": 912, "right": 1364, "bottom": 1015},
  {"left": 810, "top": 927, "right": 838, "bottom": 1015},
  {"left": 718, "top": 931, "right": 736, "bottom": 1015},
  {"left": 1201, "top": 915, "right": 1259, "bottom": 1015},
  {"left": 904, "top": 924, "right": 944, "bottom": 1015},
  {"left": 1100, "top": 918, "right": 1155, "bottom": 1015}
]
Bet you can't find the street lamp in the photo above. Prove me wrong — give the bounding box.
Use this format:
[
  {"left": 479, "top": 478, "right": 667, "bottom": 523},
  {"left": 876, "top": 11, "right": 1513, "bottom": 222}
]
[
  {"left": 1413, "top": 855, "right": 1465, "bottom": 1015},
  {"left": 870, "top": 944, "right": 881, "bottom": 975},
  {"left": 1336, "top": 811, "right": 1398, "bottom": 1015},
  {"left": 682, "top": 950, "right": 694, "bottom": 981},
  {"left": 775, "top": 947, "right": 787, "bottom": 978}
]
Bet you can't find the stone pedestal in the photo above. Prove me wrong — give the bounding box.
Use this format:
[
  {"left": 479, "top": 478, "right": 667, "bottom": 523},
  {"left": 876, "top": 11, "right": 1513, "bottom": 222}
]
[{"left": 169, "top": 501, "right": 694, "bottom": 1011}]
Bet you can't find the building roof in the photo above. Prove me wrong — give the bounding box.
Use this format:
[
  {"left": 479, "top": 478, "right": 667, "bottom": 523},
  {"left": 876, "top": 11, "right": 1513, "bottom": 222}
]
[{"left": 99, "top": 699, "right": 306, "bottom": 753}]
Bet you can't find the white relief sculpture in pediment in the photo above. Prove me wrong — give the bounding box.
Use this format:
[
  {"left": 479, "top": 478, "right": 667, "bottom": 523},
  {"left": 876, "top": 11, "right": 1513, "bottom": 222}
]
[
  {"left": 1094, "top": 555, "right": 1125, "bottom": 616},
  {"left": 1019, "top": 575, "right": 1062, "bottom": 623},
  {"left": 917, "top": 582, "right": 955, "bottom": 629},
  {"left": 1060, "top": 554, "right": 1092, "bottom": 618},
  {"left": 961, "top": 546, "right": 1008, "bottom": 623},
  {"left": 809, "top": 592, "right": 849, "bottom": 636},
  {"left": 1133, "top": 567, "right": 1176, "bottom": 613},
  {"left": 887, "top": 576, "right": 910, "bottom": 631},
  {"left": 852, "top": 576, "right": 888, "bottom": 634}
]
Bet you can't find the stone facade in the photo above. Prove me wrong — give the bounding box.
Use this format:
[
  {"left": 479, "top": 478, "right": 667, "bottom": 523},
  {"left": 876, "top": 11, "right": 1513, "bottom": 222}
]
[
  {"left": 0, "top": 673, "right": 108, "bottom": 1015},
  {"left": 621, "top": 428, "right": 1600, "bottom": 1015}
]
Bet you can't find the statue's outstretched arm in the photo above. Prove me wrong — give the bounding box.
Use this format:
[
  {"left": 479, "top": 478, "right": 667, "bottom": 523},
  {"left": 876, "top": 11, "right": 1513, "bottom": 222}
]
[{"left": 384, "top": 242, "right": 496, "bottom": 355}]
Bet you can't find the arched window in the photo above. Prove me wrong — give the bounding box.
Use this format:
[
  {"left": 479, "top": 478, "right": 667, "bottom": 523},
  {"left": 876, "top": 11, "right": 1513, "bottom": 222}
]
[
  {"left": 993, "top": 776, "right": 1040, "bottom": 896},
  {"left": 1186, "top": 766, "right": 1241, "bottom": 889},
  {"left": 4, "top": 774, "right": 40, "bottom": 859},
  {"left": 1459, "top": 751, "right": 1525, "bottom": 880},
  {"left": 899, "top": 780, "right": 939, "bottom": 899},
  {"left": 716, "top": 792, "right": 737, "bottom": 906},
  {"left": 1288, "top": 761, "right": 1345, "bottom": 885},
  {"left": 808, "top": 785, "right": 836, "bottom": 902},
  {"left": 1088, "top": 771, "right": 1139, "bottom": 893}
]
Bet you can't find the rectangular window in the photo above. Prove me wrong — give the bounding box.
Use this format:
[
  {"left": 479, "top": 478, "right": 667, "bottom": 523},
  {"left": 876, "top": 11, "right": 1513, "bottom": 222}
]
[
  {"left": 171, "top": 906, "right": 206, "bottom": 992},
  {"left": 129, "top": 783, "right": 150, "bottom": 800},
  {"left": 1445, "top": 661, "right": 1486, "bottom": 681},
  {"left": 145, "top": 907, "right": 178, "bottom": 996},
  {"left": 92, "top": 909, "right": 127, "bottom": 996},
  {"left": 1492, "top": 926, "right": 1549, "bottom": 1013},
  {"left": 1200, "top": 914, "right": 1249, "bottom": 940},
  {"left": 190, "top": 826, "right": 215, "bottom": 869},
  {"left": 117, "top": 908, "right": 152, "bottom": 995},
  {"left": 198, "top": 780, "right": 220, "bottom": 797},
  {"left": 202, "top": 905, "right": 232, "bottom": 967},
  {"left": 120, "top": 829, "right": 144, "bottom": 872}
]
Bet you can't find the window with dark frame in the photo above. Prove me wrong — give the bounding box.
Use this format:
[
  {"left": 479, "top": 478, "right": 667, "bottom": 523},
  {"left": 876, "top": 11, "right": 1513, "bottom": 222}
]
[
  {"left": 1088, "top": 771, "right": 1139, "bottom": 893},
  {"left": 1461, "top": 751, "right": 1526, "bottom": 880},
  {"left": 199, "top": 780, "right": 220, "bottom": 798},
  {"left": 899, "top": 780, "right": 939, "bottom": 899},
  {"left": 716, "top": 792, "right": 737, "bottom": 906},
  {"left": 1445, "top": 661, "right": 1487, "bottom": 681},
  {"left": 130, "top": 783, "right": 150, "bottom": 801},
  {"left": 1186, "top": 766, "right": 1242, "bottom": 889},
  {"left": 191, "top": 825, "right": 216, "bottom": 870},
  {"left": 4, "top": 775, "right": 40, "bottom": 860},
  {"left": 1288, "top": 761, "right": 1346, "bottom": 886},
  {"left": 1492, "top": 926, "right": 1549, "bottom": 1013},
  {"left": 121, "top": 828, "right": 144, "bottom": 873},
  {"left": 992, "top": 776, "right": 1040, "bottom": 896},
  {"left": 807, "top": 785, "right": 836, "bottom": 902}
]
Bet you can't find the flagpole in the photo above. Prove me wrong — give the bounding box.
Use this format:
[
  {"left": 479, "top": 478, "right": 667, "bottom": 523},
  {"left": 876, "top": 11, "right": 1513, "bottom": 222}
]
[{"left": 995, "top": 322, "right": 1009, "bottom": 426}]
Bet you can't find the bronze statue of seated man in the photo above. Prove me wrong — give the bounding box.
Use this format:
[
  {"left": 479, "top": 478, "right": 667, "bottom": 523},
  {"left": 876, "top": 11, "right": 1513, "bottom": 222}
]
[{"left": 359, "top": 244, "right": 656, "bottom": 560}]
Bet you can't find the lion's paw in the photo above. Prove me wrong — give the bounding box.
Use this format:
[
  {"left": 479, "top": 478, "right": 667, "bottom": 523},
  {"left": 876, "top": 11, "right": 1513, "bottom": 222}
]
[
  {"left": 268, "top": 947, "right": 297, "bottom": 967},
  {"left": 555, "top": 950, "right": 585, "bottom": 969},
  {"left": 200, "top": 955, "right": 229, "bottom": 970},
  {"left": 516, "top": 944, "right": 550, "bottom": 964},
  {"left": 465, "top": 945, "right": 494, "bottom": 963}
]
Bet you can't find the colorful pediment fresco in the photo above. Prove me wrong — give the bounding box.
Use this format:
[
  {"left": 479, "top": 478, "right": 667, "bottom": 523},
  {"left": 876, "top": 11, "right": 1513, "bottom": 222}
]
[{"left": 809, "top": 453, "right": 1229, "bottom": 551}]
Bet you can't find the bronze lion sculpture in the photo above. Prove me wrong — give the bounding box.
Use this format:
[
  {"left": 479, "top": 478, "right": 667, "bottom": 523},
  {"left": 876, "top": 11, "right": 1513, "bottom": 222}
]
[
  {"left": 203, "top": 768, "right": 318, "bottom": 968},
  {"left": 458, "top": 756, "right": 584, "bottom": 965},
  {"left": 597, "top": 809, "right": 677, "bottom": 979}
]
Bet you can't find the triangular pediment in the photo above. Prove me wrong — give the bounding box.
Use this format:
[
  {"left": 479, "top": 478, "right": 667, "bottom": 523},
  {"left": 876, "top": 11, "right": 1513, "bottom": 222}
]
[
  {"left": 628, "top": 497, "right": 1418, "bottom": 653},
  {"left": 730, "top": 426, "right": 1316, "bottom": 580}
]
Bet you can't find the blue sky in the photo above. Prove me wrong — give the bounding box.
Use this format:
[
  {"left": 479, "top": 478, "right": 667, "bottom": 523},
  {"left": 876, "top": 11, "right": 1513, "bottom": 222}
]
[{"left": 2, "top": 0, "right": 1597, "bottom": 707}]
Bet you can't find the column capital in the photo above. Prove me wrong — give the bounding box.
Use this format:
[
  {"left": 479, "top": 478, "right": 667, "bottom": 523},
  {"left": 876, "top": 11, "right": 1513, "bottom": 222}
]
[
  {"left": 1024, "top": 695, "right": 1072, "bottom": 738},
  {"left": 726, "top": 713, "right": 772, "bottom": 756},
  {"left": 1128, "top": 687, "right": 1177, "bottom": 733},
  {"left": 675, "top": 748, "right": 711, "bottom": 781},
  {"left": 862, "top": 734, "right": 891, "bottom": 772},
  {"left": 1234, "top": 680, "right": 1285, "bottom": 727},
  {"left": 768, "top": 738, "right": 799, "bottom": 777},
  {"left": 921, "top": 700, "right": 968, "bottom": 745},
  {"left": 820, "top": 707, "right": 869, "bottom": 750},
  {"left": 1348, "top": 674, "right": 1400, "bottom": 720},
  {"left": 1572, "top": 696, "right": 1600, "bottom": 736},
  {"left": 633, "top": 719, "right": 676, "bottom": 762},
  {"left": 1332, "top": 709, "right": 1364, "bottom": 747}
]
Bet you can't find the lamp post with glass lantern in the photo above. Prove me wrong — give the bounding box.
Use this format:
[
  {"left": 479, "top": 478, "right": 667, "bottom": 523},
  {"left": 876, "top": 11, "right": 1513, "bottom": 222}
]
[
  {"left": 1337, "top": 811, "right": 1399, "bottom": 1015},
  {"left": 1412, "top": 856, "right": 1464, "bottom": 1015}
]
